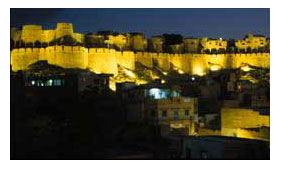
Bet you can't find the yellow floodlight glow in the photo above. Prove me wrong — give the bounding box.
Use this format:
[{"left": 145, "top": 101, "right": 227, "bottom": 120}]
[
  {"left": 124, "top": 69, "right": 136, "bottom": 78},
  {"left": 161, "top": 79, "right": 166, "bottom": 84},
  {"left": 136, "top": 80, "right": 148, "bottom": 85},
  {"left": 162, "top": 72, "right": 168, "bottom": 75},
  {"left": 178, "top": 70, "right": 184, "bottom": 74},
  {"left": 194, "top": 67, "right": 205, "bottom": 76},
  {"left": 241, "top": 65, "right": 251, "bottom": 72},
  {"left": 210, "top": 65, "right": 221, "bottom": 71},
  {"left": 109, "top": 79, "right": 116, "bottom": 91}
]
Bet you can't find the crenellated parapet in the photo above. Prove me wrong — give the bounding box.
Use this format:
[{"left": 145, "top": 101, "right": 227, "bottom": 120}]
[
  {"left": 10, "top": 22, "right": 270, "bottom": 76},
  {"left": 10, "top": 45, "right": 270, "bottom": 77}
]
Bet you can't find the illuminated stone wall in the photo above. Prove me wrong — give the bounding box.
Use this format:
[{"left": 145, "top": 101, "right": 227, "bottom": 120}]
[
  {"left": 200, "top": 38, "right": 227, "bottom": 52},
  {"left": 41, "top": 30, "right": 56, "bottom": 43},
  {"left": 55, "top": 23, "right": 74, "bottom": 39},
  {"left": 116, "top": 51, "right": 136, "bottom": 70},
  {"left": 149, "top": 36, "right": 164, "bottom": 53},
  {"left": 153, "top": 53, "right": 170, "bottom": 71},
  {"left": 11, "top": 28, "right": 22, "bottom": 42},
  {"left": 10, "top": 23, "right": 270, "bottom": 75},
  {"left": 73, "top": 33, "right": 85, "bottom": 44},
  {"left": 136, "top": 52, "right": 153, "bottom": 68},
  {"left": 11, "top": 48, "right": 40, "bottom": 70},
  {"left": 220, "top": 108, "right": 270, "bottom": 141},
  {"left": 105, "top": 34, "right": 128, "bottom": 49},
  {"left": 11, "top": 47, "right": 270, "bottom": 76},
  {"left": 221, "top": 108, "right": 270, "bottom": 129},
  {"left": 129, "top": 34, "right": 148, "bottom": 51},
  {"left": 21, "top": 25, "right": 43, "bottom": 43},
  {"left": 235, "top": 34, "right": 268, "bottom": 50},
  {"left": 88, "top": 48, "right": 118, "bottom": 75},
  {"left": 183, "top": 38, "right": 200, "bottom": 53}
]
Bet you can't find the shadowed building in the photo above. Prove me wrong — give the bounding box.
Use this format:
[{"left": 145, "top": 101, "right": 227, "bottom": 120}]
[{"left": 181, "top": 135, "right": 269, "bottom": 159}]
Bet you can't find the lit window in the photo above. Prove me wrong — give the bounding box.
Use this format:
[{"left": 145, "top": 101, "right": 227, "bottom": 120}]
[
  {"left": 149, "top": 88, "right": 163, "bottom": 99},
  {"left": 54, "top": 79, "right": 62, "bottom": 86},
  {"left": 46, "top": 79, "right": 53, "bottom": 86}
]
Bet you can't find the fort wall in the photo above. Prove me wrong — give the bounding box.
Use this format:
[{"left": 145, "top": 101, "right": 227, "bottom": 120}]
[
  {"left": 136, "top": 52, "right": 153, "bottom": 68},
  {"left": 11, "top": 46, "right": 270, "bottom": 76},
  {"left": 153, "top": 53, "right": 170, "bottom": 71},
  {"left": 88, "top": 48, "right": 118, "bottom": 75},
  {"left": 116, "top": 51, "right": 135, "bottom": 70}
]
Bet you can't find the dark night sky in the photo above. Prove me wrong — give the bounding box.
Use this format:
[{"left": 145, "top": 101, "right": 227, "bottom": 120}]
[{"left": 10, "top": 8, "right": 270, "bottom": 39}]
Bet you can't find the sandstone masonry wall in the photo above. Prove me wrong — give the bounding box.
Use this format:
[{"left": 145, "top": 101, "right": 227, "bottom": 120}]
[{"left": 11, "top": 46, "right": 270, "bottom": 76}]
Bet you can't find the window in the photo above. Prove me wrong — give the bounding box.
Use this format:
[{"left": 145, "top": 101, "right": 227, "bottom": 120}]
[
  {"left": 185, "top": 110, "right": 189, "bottom": 116},
  {"left": 54, "top": 79, "right": 62, "bottom": 86},
  {"left": 162, "top": 110, "right": 167, "bottom": 117},
  {"left": 46, "top": 79, "right": 53, "bottom": 86},
  {"left": 173, "top": 110, "right": 179, "bottom": 120}
]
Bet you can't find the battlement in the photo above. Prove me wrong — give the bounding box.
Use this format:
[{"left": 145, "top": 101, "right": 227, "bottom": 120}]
[{"left": 11, "top": 45, "right": 270, "bottom": 78}]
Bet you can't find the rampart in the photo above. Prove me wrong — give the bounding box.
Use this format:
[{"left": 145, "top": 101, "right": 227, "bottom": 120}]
[{"left": 11, "top": 46, "right": 270, "bottom": 76}]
